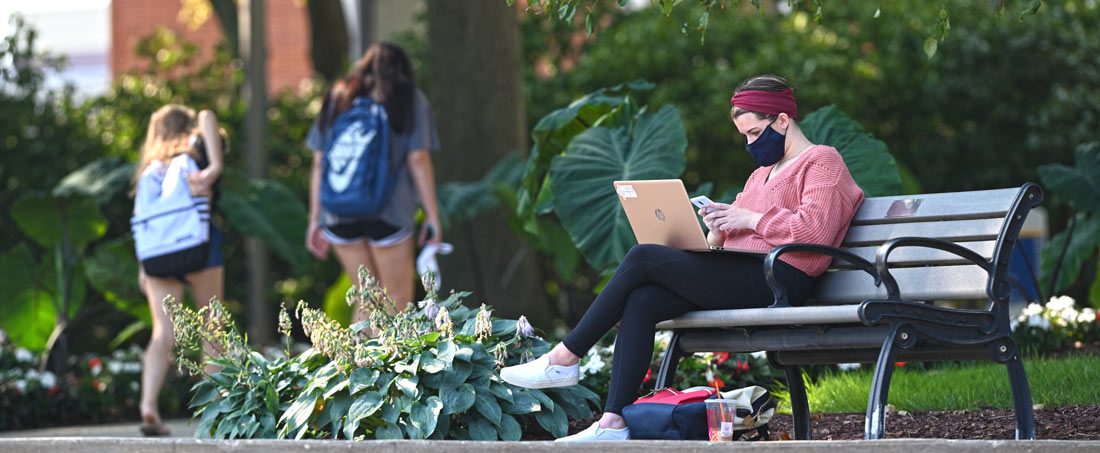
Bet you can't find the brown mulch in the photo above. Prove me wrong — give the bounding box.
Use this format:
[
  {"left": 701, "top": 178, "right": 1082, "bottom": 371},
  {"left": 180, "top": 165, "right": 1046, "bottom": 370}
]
[
  {"left": 767, "top": 404, "right": 1100, "bottom": 440},
  {"left": 529, "top": 404, "right": 1100, "bottom": 440}
]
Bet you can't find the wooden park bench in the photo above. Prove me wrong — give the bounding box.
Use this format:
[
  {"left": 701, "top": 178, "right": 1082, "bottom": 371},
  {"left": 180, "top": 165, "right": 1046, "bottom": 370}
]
[{"left": 653, "top": 183, "right": 1044, "bottom": 440}]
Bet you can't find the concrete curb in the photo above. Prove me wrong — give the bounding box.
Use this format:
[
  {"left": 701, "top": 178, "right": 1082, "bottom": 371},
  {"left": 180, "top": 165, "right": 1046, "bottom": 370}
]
[{"left": 0, "top": 438, "right": 1098, "bottom": 453}]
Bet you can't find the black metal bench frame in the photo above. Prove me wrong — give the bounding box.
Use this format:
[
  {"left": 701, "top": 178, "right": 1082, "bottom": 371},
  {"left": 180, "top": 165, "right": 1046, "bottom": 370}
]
[{"left": 653, "top": 183, "right": 1044, "bottom": 440}]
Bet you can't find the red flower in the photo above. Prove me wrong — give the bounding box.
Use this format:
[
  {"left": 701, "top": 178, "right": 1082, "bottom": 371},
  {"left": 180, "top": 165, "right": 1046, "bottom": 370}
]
[
  {"left": 88, "top": 358, "right": 102, "bottom": 369},
  {"left": 895, "top": 361, "right": 907, "bottom": 367},
  {"left": 708, "top": 377, "right": 725, "bottom": 388},
  {"left": 48, "top": 386, "right": 60, "bottom": 397},
  {"left": 714, "top": 352, "right": 729, "bottom": 364},
  {"left": 642, "top": 367, "right": 653, "bottom": 384},
  {"left": 735, "top": 360, "right": 750, "bottom": 374}
]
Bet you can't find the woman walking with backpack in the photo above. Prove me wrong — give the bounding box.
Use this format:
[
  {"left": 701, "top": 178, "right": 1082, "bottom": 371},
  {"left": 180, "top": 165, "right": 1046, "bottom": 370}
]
[
  {"left": 132, "top": 105, "right": 226, "bottom": 436},
  {"left": 305, "top": 42, "right": 442, "bottom": 323}
]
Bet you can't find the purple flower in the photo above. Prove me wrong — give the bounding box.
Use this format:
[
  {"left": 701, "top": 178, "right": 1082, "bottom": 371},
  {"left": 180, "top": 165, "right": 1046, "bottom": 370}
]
[{"left": 515, "top": 315, "right": 534, "bottom": 339}]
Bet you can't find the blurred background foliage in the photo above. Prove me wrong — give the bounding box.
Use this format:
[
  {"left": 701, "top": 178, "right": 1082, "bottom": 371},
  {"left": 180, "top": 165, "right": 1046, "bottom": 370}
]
[{"left": 2, "top": 0, "right": 1099, "bottom": 357}]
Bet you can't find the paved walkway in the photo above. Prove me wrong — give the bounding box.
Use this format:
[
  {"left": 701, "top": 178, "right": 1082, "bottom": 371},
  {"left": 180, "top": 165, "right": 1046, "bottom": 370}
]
[{"left": 0, "top": 418, "right": 194, "bottom": 438}]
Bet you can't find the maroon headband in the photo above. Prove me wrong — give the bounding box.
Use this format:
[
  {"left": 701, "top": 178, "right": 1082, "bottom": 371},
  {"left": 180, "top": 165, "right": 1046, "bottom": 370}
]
[{"left": 730, "top": 88, "right": 798, "bottom": 119}]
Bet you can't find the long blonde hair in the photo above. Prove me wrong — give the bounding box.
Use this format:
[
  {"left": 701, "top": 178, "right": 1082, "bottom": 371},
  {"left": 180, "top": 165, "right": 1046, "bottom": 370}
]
[{"left": 134, "top": 104, "right": 198, "bottom": 183}]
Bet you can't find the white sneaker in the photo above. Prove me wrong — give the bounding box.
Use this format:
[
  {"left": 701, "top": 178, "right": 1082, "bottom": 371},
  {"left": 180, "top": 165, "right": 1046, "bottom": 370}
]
[
  {"left": 499, "top": 355, "right": 579, "bottom": 389},
  {"left": 555, "top": 422, "right": 630, "bottom": 442}
]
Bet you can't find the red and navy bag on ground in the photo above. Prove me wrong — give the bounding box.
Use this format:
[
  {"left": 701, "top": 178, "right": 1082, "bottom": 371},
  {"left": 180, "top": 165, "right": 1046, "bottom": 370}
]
[{"left": 621, "top": 386, "right": 775, "bottom": 440}]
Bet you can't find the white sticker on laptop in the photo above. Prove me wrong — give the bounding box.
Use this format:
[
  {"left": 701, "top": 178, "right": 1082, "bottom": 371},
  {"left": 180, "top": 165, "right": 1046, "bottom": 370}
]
[{"left": 617, "top": 185, "right": 637, "bottom": 199}]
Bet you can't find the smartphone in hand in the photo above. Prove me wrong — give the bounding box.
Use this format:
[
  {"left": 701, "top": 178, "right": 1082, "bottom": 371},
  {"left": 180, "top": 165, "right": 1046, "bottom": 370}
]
[{"left": 690, "top": 195, "right": 715, "bottom": 214}]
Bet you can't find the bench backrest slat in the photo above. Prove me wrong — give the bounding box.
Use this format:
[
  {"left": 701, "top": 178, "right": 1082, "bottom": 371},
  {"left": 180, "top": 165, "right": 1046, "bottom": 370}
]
[
  {"left": 850, "top": 188, "right": 1020, "bottom": 225},
  {"left": 811, "top": 265, "right": 990, "bottom": 304},
  {"left": 838, "top": 240, "right": 996, "bottom": 268},
  {"left": 842, "top": 218, "right": 1004, "bottom": 247}
]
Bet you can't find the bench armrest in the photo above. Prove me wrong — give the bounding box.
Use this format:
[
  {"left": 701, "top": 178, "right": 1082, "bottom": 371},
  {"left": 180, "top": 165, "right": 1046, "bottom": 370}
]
[
  {"left": 764, "top": 243, "right": 882, "bottom": 307},
  {"left": 875, "top": 237, "right": 993, "bottom": 301}
]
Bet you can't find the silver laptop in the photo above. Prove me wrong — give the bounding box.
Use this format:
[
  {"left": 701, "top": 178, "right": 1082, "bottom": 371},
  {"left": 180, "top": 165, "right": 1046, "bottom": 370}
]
[{"left": 613, "top": 179, "right": 765, "bottom": 254}]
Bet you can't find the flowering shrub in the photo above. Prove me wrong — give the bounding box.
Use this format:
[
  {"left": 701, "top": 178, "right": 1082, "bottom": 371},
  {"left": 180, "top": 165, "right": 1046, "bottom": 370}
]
[
  {"left": 578, "top": 330, "right": 785, "bottom": 399},
  {"left": 1012, "top": 296, "right": 1100, "bottom": 355},
  {"left": 0, "top": 340, "right": 187, "bottom": 431},
  {"left": 167, "top": 269, "right": 601, "bottom": 440}
]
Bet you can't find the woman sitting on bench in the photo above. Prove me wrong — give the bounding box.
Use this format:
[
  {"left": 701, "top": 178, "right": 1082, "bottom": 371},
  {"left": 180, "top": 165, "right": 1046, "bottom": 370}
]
[{"left": 500, "top": 74, "right": 865, "bottom": 441}]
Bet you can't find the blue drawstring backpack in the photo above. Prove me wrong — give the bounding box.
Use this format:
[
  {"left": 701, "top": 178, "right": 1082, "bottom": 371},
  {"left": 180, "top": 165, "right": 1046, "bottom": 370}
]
[{"left": 321, "top": 97, "right": 395, "bottom": 218}]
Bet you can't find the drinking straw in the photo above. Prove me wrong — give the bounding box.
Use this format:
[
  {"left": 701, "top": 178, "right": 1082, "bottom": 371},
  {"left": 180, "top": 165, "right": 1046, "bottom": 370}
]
[{"left": 714, "top": 381, "right": 726, "bottom": 424}]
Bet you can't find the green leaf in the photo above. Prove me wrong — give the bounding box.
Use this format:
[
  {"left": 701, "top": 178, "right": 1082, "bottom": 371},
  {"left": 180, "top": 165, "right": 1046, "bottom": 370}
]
[
  {"left": 349, "top": 367, "right": 380, "bottom": 394},
  {"left": 12, "top": 193, "right": 107, "bottom": 249},
  {"left": 53, "top": 157, "right": 134, "bottom": 204},
  {"left": 489, "top": 381, "right": 515, "bottom": 404},
  {"left": 440, "top": 360, "right": 473, "bottom": 388},
  {"left": 585, "top": 13, "right": 594, "bottom": 37},
  {"left": 395, "top": 375, "right": 420, "bottom": 398},
  {"left": 549, "top": 104, "right": 688, "bottom": 271},
  {"left": 1019, "top": 0, "right": 1042, "bottom": 21},
  {"left": 409, "top": 396, "right": 444, "bottom": 438},
  {"left": 800, "top": 105, "right": 902, "bottom": 197},
  {"left": 496, "top": 413, "right": 522, "bottom": 441},
  {"left": 280, "top": 389, "right": 320, "bottom": 440},
  {"left": 923, "top": 36, "right": 938, "bottom": 59},
  {"left": 441, "top": 383, "right": 477, "bottom": 415},
  {"left": 1040, "top": 213, "right": 1100, "bottom": 294},
  {"left": 220, "top": 175, "right": 309, "bottom": 275},
  {"left": 535, "top": 405, "right": 569, "bottom": 438},
  {"left": 474, "top": 387, "right": 503, "bottom": 425},
  {"left": 322, "top": 273, "right": 352, "bottom": 327},
  {"left": 189, "top": 380, "right": 220, "bottom": 408},
  {"left": 437, "top": 152, "right": 525, "bottom": 228},
  {"left": 327, "top": 391, "right": 352, "bottom": 437},
  {"left": 375, "top": 423, "right": 403, "bottom": 439},
  {"left": 84, "top": 238, "right": 148, "bottom": 323},
  {"left": 527, "top": 388, "right": 555, "bottom": 413},
  {"left": 343, "top": 390, "right": 384, "bottom": 438},
  {"left": 380, "top": 402, "right": 401, "bottom": 424},
  {"left": 1038, "top": 143, "right": 1100, "bottom": 214},
  {"left": 500, "top": 389, "right": 540, "bottom": 414},
  {"left": 468, "top": 418, "right": 498, "bottom": 441}
]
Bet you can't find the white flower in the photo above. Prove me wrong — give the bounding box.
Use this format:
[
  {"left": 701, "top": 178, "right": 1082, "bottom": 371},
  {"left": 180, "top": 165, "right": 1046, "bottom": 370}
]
[
  {"left": 40, "top": 371, "right": 56, "bottom": 389},
  {"left": 1010, "top": 319, "right": 1020, "bottom": 331},
  {"left": 125, "top": 362, "right": 142, "bottom": 374},
  {"left": 837, "top": 363, "right": 862, "bottom": 371},
  {"left": 25, "top": 369, "right": 39, "bottom": 382},
  {"left": 1021, "top": 303, "right": 1044, "bottom": 317},
  {"left": 1025, "top": 314, "right": 1051, "bottom": 330},
  {"left": 653, "top": 331, "right": 673, "bottom": 350},
  {"left": 107, "top": 360, "right": 123, "bottom": 375},
  {"left": 91, "top": 362, "right": 103, "bottom": 376},
  {"left": 0, "top": 328, "right": 7, "bottom": 344},
  {"left": 130, "top": 381, "right": 139, "bottom": 392},
  {"left": 705, "top": 369, "right": 715, "bottom": 383},
  {"left": 1047, "top": 295, "right": 1076, "bottom": 312},
  {"left": 750, "top": 351, "right": 767, "bottom": 360},
  {"left": 12, "top": 379, "right": 27, "bottom": 393},
  {"left": 1078, "top": 308, "right": 1097, "bottom": 324},
  {"left": 580, "top": 350, "right": 607, "bottom": 376},
  {"left": 14, "top": 348, "right": 33, "bottom": 364}
]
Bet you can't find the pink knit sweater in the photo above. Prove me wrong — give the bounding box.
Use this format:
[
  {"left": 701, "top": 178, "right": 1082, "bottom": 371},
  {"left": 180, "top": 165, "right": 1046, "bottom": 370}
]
[{"left": 723, "top": 145, "right": 864, "bottom": 277}]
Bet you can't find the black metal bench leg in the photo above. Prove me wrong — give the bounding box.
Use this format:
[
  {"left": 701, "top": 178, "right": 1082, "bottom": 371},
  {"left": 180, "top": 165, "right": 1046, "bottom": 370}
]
[
  {"left": 784, "top": 364, "right": 812, "bottom": 440},
  {"left": 654, "top": 331, "right": 685, "bottom": 390},
  {"left": 1005, "top": 352, "right": 1036, "bottom": 439},
  {"left": 865, "top": 324, "right": 913, "bottom": 440}
]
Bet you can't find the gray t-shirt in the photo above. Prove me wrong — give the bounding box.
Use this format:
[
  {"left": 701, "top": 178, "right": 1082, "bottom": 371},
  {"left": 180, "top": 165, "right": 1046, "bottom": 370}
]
[{"left": 306, "top": 90, "right": 440, "bottom": 230}]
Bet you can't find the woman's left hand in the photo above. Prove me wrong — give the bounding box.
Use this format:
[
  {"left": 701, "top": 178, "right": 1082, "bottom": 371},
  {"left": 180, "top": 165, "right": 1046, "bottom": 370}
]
[
  {"left": 419, "top": 217, "right": 442, "bottom": 247},
  {"left": 703, "top": 202, "right": 763, "bottom": 232},
  {"left": 186, "top": 169, "right": 217, "bottom": 197}
]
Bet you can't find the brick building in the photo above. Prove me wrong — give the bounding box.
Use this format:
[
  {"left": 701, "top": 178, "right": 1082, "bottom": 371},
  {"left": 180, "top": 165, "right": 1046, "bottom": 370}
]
[{"left": 110, "top": 0, "right": 314, "bottom": 96}]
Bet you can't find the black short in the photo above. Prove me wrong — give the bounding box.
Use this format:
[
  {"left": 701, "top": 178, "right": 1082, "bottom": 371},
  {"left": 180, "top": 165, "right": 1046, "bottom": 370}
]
[{"left": 321, "top": 218, "right": 412, "bottom": 246}]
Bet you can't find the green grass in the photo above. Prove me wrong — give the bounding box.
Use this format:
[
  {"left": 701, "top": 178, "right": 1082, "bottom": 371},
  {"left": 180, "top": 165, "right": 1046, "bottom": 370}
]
[{"left": 774, "top": 355, "right": 1100, "bottom": 413}]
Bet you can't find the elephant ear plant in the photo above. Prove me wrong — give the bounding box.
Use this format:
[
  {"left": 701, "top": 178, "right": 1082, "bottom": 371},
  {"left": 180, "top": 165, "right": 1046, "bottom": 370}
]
[{"left": 166, "top": 269, "right": 601, "bottom": 440}]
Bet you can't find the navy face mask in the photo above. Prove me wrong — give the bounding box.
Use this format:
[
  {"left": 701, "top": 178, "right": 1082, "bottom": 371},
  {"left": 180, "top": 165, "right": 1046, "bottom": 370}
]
[{"left": 746, "top": 120, "right": 786, "bottom": 167}]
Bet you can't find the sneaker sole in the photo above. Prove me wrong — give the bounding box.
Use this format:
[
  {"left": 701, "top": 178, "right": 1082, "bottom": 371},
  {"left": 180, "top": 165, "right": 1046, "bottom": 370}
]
[{"left": 500, "top": 372, "right": 579, "bottom": 389}]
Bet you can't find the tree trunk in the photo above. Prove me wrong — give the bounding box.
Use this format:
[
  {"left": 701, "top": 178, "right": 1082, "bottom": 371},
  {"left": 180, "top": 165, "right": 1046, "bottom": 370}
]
[
  {"left": 426, "top": 1, "right": 553, "bottom": 327},
  {"left": 209, "top": 0, "right": 238, "bottom": 57},
  {"left": 307, "top": 0, "right": 350, "bottom": 82},
  {"left": 239, "top": 0, "right": 272, "bottom": 345}
]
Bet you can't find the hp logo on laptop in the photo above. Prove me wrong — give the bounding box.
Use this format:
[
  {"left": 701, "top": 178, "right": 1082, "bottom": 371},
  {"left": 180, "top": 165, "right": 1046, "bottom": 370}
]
[{"left": 654, "top": 208, "right": 666, "bottom": 222}]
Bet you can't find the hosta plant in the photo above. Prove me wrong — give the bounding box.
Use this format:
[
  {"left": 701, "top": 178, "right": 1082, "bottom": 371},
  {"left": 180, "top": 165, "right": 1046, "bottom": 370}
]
[{"left": 167, "top": 269, "right": 601, "bottom": 440}]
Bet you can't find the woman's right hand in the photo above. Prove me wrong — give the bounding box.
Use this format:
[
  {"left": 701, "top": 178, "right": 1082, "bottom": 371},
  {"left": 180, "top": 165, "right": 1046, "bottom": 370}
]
[{"left": 306, "top": 221, "right": 330, "bottom": 259}]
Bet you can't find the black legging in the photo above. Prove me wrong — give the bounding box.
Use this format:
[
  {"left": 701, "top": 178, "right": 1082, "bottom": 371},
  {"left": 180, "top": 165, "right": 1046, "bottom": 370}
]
[{"left": 561, "top": 243, "right": 814, "bottom": 415}]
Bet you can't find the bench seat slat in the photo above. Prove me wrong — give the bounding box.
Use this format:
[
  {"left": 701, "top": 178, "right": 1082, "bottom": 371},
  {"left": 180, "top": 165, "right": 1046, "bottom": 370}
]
[
  {"left": 654, "top": 305, "right": 862, "bottom": 330},
  {"left": 842, "top": 218, "right": 1004, "bottom": 246},
  {"left": 812, "top": 264, "right": 990, "bottom": 304},
  {"left": 850, "top": 188, "right": 1019, "bottom": 225}
]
